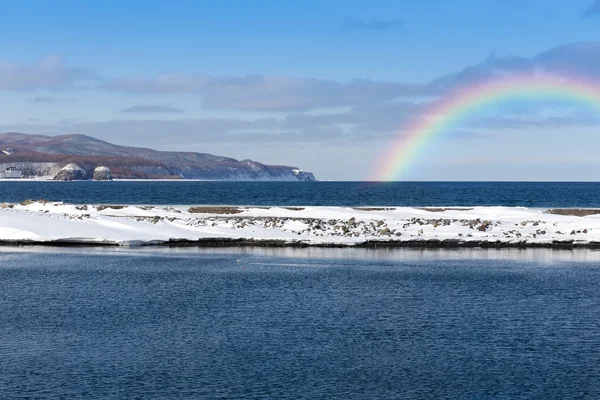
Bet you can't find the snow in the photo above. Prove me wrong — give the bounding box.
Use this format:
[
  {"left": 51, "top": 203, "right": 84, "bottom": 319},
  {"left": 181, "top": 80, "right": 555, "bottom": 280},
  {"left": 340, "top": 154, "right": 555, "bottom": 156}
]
[
  {"left": 2, "top": 202, "right": 600, "bottom": 247},
  {"left": 61, "top": 163, "right": 84, "bottom": 172}
]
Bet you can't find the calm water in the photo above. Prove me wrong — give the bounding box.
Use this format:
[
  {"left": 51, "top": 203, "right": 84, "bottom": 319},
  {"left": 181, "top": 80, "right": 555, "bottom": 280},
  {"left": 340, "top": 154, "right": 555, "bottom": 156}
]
[
  {"left": 2, "top": 181, "right": 600, "bottom": 207},
  {"left": 1, "top": 248, "right": 600, "bottom": 399}
]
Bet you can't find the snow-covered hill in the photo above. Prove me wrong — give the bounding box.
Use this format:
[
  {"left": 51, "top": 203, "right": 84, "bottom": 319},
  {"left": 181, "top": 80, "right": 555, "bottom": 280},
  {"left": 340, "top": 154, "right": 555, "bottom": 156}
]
[{"left": 0, "top": 132, "right": 316, "bottom": 180}]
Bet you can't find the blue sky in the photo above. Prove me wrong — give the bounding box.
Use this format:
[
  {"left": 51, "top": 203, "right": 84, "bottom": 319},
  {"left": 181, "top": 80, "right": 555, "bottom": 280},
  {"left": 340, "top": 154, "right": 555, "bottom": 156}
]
[{"left": 2, "top": 0, "right": 600, "bottom": 180}]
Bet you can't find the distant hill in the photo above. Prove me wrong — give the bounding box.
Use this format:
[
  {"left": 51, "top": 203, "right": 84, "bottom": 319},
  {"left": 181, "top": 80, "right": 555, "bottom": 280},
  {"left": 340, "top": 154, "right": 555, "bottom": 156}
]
[{"left": 0, "top": 132, "right": 316, "bottom": 181}]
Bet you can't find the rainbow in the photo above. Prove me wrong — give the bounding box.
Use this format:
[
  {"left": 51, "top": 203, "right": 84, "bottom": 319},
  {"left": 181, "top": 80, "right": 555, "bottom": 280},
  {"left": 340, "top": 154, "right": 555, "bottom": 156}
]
[{"left": 373, "top": 74, "right": 600, "bottom": 181}]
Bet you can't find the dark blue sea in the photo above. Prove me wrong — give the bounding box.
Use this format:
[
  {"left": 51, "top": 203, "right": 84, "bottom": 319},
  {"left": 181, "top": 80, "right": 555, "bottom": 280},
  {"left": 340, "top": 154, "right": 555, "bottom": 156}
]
[
  {"left": 1, "top": 248, "right": 600, "bottom": 399},
  {"left": 2, "top": 181, "right": 600, "bottom": 207}
]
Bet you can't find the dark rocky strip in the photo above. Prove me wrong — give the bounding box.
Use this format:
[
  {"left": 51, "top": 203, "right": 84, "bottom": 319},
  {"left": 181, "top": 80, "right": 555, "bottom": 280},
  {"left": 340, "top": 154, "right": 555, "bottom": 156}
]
[
  {"left": 545, "top": 209, "right": 600, "bottom": 217},
  {"left": 2, "top": 238, "right": 600, "bottom": 250}
]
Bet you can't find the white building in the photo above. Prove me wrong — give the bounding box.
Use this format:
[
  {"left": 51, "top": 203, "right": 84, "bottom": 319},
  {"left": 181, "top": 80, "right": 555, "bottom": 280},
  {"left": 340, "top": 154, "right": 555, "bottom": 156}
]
[{"left": 0, "top": 167, "right": 23, "bottom": 179}]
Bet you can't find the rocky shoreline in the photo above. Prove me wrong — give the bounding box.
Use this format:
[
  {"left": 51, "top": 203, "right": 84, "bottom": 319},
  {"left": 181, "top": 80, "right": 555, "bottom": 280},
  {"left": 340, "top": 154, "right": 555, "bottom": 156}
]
[
  {"left": 3, "top": 237, "right": 600, "bottom": 249},
  {"left": 3, "top": 202, "right": 600, "bottom": 249}
]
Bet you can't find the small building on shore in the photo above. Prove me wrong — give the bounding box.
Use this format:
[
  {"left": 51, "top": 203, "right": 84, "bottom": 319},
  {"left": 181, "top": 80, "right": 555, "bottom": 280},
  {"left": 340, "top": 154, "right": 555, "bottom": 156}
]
[{"left": 0, "top": 167, "right": 23, "bottom": 179}]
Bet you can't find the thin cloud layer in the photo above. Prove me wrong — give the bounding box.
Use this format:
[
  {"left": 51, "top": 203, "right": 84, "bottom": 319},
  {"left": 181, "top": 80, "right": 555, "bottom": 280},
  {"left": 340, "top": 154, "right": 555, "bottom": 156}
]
[
  {"left": 0, "top": 55, "right": 96, "bottom": 91},
  {"left": 3, "top": 42, "right": 600, "bottom": 150},
  {"left": 121, "top": 104, "right": 185, "bottom": 114},
  {"left": 3, "top": 99, "right": 596, "bottom": 150},
  {"left": 102, "top": 42, "right": 600, "bottom": 112},
  {"left": 30, "top": 96, "right": 61, "bottom": 104},
  {"left": 104, "top": 75, "right": 431, "bottom": 111},
  {"left": 3, "top": 42, "right": 600, "bottom": 113}
]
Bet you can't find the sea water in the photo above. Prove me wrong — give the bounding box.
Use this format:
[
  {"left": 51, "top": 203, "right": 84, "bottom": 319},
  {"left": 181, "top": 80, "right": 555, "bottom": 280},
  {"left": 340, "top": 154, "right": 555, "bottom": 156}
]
[
  {"left": 1, "top": 248, "right": 600, "bottom": 398},
  {"left": 1, "top": 181, "right": 600, "bottom": 207}
]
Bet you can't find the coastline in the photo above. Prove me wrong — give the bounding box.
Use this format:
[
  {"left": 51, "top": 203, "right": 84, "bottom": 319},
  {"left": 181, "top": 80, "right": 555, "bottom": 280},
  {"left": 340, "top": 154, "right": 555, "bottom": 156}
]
[
  {"left": 3, "top": 237, "right": 600, "bottom": 249},
  {"left": 3, "top": 201, "right": 600, "bottom": 249}
]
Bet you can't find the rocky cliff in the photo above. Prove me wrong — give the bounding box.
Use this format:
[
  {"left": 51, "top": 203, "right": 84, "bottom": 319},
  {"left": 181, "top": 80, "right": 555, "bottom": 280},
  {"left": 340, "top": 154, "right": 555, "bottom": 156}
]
[
  {"left": 54, "top": 163, "right": 87, "bottom": 181},
  {"left": 93, "top": 166, "right": 112, "bottom": 181}
]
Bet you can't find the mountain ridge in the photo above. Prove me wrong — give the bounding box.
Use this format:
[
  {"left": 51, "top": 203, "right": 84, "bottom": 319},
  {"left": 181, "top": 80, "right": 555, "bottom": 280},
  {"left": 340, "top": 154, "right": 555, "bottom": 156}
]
[{"left": 0, "top": 132, "right": 316, "bottom": 181}]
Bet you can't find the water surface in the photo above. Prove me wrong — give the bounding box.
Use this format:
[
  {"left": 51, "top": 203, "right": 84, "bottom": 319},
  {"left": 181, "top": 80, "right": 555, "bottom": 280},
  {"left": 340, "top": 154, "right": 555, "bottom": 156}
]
[
  {"left": 2, "top": 181, "right": 600, "bottom": 207},
  {"left": 1, "top": 248, "right": 599, "bottom": 398}
]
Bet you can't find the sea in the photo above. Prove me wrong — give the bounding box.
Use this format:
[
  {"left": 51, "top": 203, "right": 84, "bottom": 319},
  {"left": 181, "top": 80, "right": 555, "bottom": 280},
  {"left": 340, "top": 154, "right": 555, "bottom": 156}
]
[
  {"left": 1, "top": 180, "right": 600, "bottom": 207},
  {"left": 2, "top": 181, "right": 600, "bottom": 398}
]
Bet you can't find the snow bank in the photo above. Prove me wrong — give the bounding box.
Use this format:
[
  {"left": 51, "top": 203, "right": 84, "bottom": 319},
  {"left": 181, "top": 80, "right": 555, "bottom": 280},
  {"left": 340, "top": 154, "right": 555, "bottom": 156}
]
[{"left": 2, "top": 202, "right": 600, "bottom": 247}]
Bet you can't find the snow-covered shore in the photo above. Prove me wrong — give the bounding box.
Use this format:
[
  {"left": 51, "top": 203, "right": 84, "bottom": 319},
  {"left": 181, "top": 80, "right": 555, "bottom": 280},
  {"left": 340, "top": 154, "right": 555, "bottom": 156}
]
[{"left": 3, "top": 201, "right": 600, "bottom": 248}]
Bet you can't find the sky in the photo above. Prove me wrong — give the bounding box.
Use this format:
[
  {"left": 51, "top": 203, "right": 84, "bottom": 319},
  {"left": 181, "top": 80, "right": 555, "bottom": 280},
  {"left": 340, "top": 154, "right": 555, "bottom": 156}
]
[{"left": 2, "top": 0, "right": 600, "bottom": 180}]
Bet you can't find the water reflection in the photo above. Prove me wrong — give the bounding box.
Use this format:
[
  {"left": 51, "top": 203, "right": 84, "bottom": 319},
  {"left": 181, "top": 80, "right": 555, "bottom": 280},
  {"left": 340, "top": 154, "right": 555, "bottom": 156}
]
[{"left": 2, "top": 245, "right": 600, "bottom": 264}]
